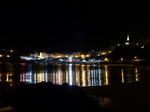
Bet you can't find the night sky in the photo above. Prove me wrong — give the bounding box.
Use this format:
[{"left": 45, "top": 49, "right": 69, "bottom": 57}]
[{"left": 1, "top": 1, "right": 150, "bottom": 53}]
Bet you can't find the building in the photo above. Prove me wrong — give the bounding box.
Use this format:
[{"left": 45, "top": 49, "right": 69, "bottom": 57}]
[{"left": 39, "top": 52, "right": 47, "bottom": 58}]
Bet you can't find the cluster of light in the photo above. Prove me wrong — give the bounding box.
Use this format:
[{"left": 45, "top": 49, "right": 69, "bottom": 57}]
[
  {"left": 121, "top": 58, "right": 123, "bottom": 61},
  {"left": 10, "top": 50, "right": 13, "bottom": 52},
  {"left": 0, "top": 55, "right": 2, "bottom": 57},
  {"left": 7, "top": 55, "right": 10, "bottom": 57}
]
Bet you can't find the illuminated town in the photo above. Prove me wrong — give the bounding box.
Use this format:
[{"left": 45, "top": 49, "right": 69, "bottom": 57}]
[{"left": 1, "top": 33, "right": 150, "bottom": 65}]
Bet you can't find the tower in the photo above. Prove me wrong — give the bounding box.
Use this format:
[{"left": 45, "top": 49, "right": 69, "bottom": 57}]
[{"left": 125, "top": 33, "right": 130, "bottom": 45}]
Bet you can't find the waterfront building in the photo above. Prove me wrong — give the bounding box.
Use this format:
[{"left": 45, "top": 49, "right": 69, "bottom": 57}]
[{"left": 39, "top": 52, "right": 47, "bottom": 58}]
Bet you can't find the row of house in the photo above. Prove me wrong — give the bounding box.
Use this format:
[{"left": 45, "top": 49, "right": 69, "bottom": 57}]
[
  {"left": 30, "top": 50, "right": 112, "bottom": 59},
  {"left": 20, "top": 48, "right": 113, "bottom": 62}
]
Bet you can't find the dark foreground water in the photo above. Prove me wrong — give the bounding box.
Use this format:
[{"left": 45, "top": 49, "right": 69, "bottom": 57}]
[{"left": 1, "top": 62, "right": 150, "bottom": 111}]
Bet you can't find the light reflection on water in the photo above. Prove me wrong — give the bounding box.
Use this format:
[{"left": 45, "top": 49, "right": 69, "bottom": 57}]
[{"left": 0, "top": 62, "right": 149, "bottom": 86}]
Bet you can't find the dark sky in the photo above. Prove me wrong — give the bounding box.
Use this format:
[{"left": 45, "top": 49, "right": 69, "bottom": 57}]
[{"left": 0, "top": 1, "right": 150, "bottom": 53}]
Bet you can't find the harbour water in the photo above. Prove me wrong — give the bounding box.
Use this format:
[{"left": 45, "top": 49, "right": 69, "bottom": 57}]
[
  {"left": 1, "top": 62, "right": 150, "bottom": 111},
  {"left": 0, "top": 62, "right": 147, "bottom": 85}
]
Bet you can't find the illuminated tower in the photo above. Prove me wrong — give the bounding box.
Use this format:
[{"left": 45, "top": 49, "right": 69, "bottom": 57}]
[
  {"left": 125, "top": 33, "right": 130, "bottom": 45},
  {"left": 127, "top": 33, "right": 129, "bottom": 41}
]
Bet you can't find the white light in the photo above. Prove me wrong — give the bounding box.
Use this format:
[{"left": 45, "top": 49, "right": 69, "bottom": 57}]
[
  {"left": 99, "top": 60, "right": 102, "bottom": 62},
  {"left": 125, "top": 42, "right": 129, "bottom": 45},
  {"left": 127, "top": 33, "right": 129, "bottom": 41},
  {"left": 69, "top": 57, "right": 72, "bottom": 60}
]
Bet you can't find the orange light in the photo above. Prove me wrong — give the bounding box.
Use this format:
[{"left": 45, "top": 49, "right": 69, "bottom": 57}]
[{"left": 104, "top": 58, "right": 108, "bottom": 61}]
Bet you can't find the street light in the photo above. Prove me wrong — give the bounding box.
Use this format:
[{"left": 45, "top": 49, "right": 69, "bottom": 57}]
[{"left": 104, "top": 58, "right": 108, "bottom": 61}]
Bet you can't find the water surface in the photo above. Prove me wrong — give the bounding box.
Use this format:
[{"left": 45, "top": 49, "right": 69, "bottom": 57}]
[{"left": 0, "top": 62, "right": 149, "bottom": 86}]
